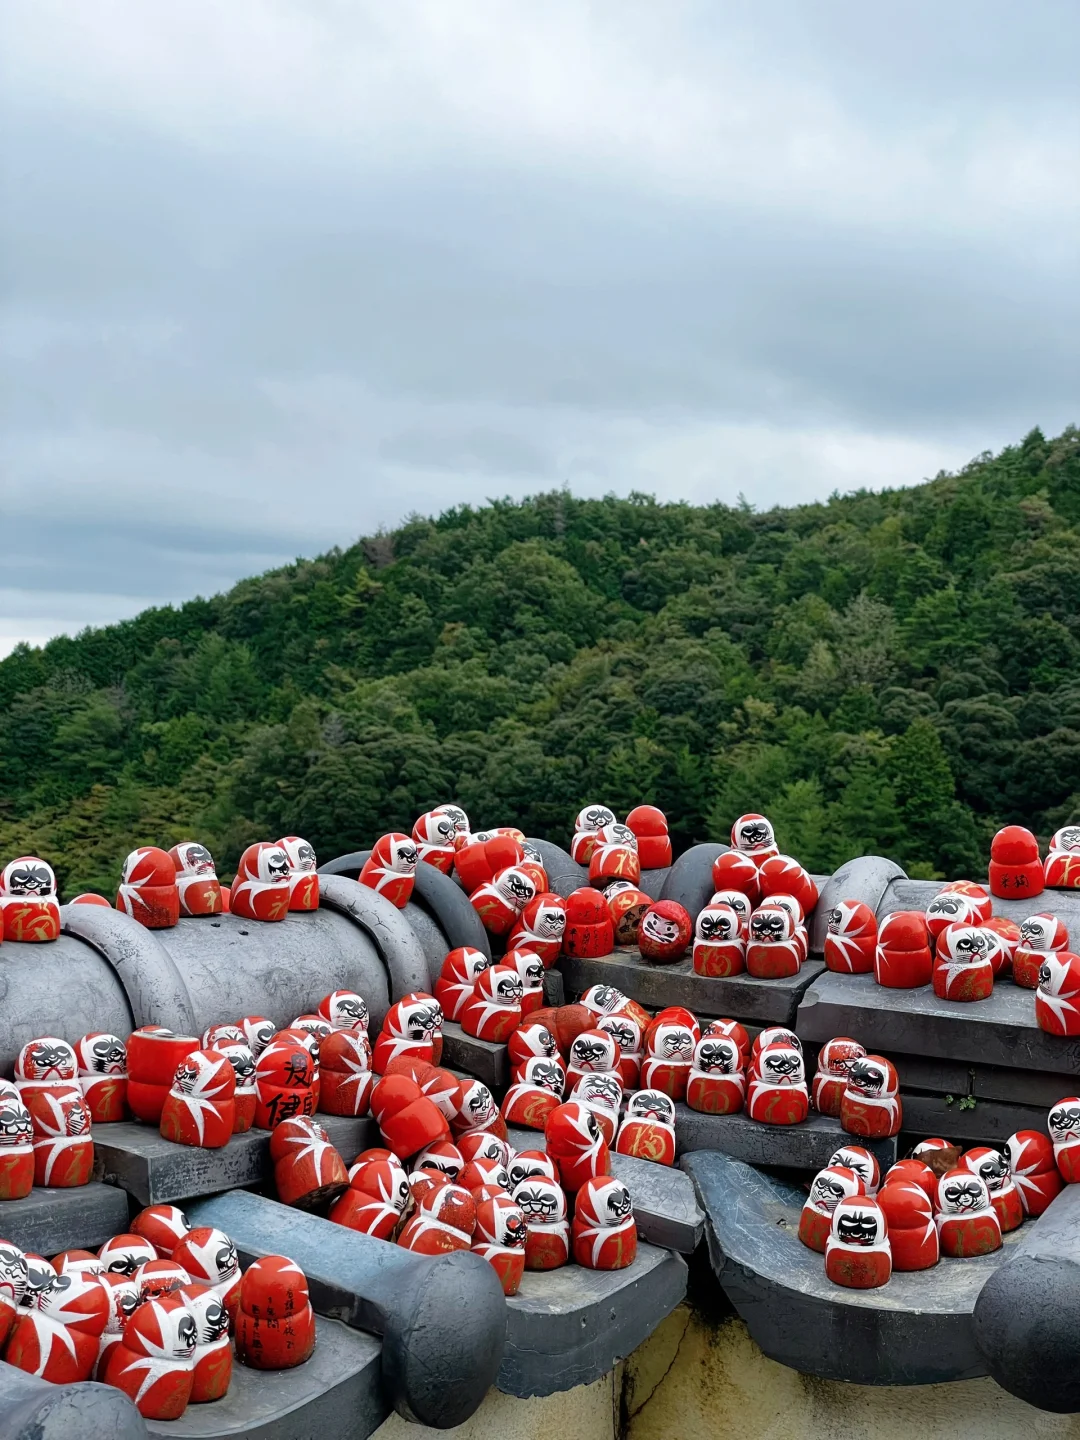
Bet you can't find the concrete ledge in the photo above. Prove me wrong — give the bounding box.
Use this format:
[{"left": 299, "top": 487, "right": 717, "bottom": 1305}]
[
  {"left": 499, "top": 1243, "right": 687, "bottom": 1399},
  {"left": 146, "top": 1316, "right": 385, "bottom": 1440},
  {"left": 673, "top": 1104, "right": 897, "bottom": 1171},
  {"left": 797, "top": 971, "right": 1080, "bottom": 1076},
  {"left": 94, "top": 1115, "right": 378, "bottom": 1207},
  {"left": 684, "top": 1149, "right": 1019, "bottom": 1386},
  {"left": 561, "top": 949, "right": 823, "bottom": 1025},
  {"left": 441, "top": 1022, "right": 507, "bottom": 1090},
  {"left": 898, "top": 1092, "right": 1050, "bottom": 1148},
  {"left": 0, "top": 1181, "right": 130, "bottom": 1256},
  {"left": 506, "top": 1125, "right": 704, "bottom": 1254}
]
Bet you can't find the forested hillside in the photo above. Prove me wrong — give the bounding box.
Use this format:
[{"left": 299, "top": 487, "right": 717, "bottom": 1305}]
[{"left": 2, "top": 427, "right": 1078, "bottom": 898}]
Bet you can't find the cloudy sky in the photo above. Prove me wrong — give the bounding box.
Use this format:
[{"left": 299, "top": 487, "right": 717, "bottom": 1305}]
[{"left": 2, "top": 2, "right": 1077, "bottom": 654}]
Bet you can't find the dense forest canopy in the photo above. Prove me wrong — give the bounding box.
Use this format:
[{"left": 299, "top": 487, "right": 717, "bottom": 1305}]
[{"left": 2, "top": 426, "right": 1078, "bottom": 899}]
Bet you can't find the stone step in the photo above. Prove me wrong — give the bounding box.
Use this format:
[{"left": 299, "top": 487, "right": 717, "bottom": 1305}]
[
  {"left": 0, "top": 1181, "right": 130, "bottom": 1257},
  {"left": 673, "top": 1103, "right": 897, "bottom": 1172}
]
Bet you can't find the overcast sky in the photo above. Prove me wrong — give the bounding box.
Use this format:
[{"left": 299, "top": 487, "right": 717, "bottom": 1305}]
[{"left": 1, "top": 2, "right": 1077, "bottom": 655}]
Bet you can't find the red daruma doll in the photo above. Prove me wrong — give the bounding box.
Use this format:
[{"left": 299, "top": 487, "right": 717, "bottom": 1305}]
[
  {"left": 1047, "top": 1097, "right": 1080, "bottom": 1183},
  {"left": 169, "top": 842, "right": 223, "bottom": 917},
  {"left": 825, "top": 1197, "right": 892, "bottom": 1289},
  {"left": 1035, "top": 952, "right": 1080, "bottom": 1036},
  {"left": 572, "top": 1177, "right": 637, "bottom": 1270},
  {"left": 116, "top": 847, "right": 180, "bottom": 929},
  {"left": 638, "top": 900, "right": 692, "bottom": 963},
  {"left": 840, "top": 1055, "right": 902, "bottom": 1139},
  {"left": 989, "top": 825, "right": 1044, "bottom": 900},
  {"left": 234, "top": 1256, "right": 316, "bottom": 1370},
  {"left": 812, "top": 1038, "right": 866, "bottom": 1118},
  {"left": 933, "top": 925, "right": 995, "bottom": 1002},
  {"left": 359, "top": 834, "right": 418, "bottom": 909},
  {"left": 692, "top": 903, "right": 745, "bottom": 977},
  {"left": 747, "top": 1042, "right": 808, "bottom": 1126},
  {"left": 823, "top": 901, "right": 877, "bottom": 974},
  {"left": 798, "top": 1165, "right": 865, "bottom": 1253},
  {"left": 0, "top": 856, "right": 61, "bottom": 942},
  {"left": 935, "top": 1170, "right": 1001, "bottom": 1257},
  {"left": 1007, "top": 1129, "right": 1063, "bottom": 1215},
  {"left": 231, "top": 843, "right": 292, "bottom": 922}
]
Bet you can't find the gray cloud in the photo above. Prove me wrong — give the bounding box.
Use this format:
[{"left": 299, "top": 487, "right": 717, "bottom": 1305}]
[{"left": 1, "top": 1, "right": 1077, "bottom": 653}]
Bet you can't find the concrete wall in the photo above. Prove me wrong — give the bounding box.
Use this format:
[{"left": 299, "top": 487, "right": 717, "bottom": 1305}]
[{"left": 371, "top": 1310, "right": 1080, "bottom": 1440}]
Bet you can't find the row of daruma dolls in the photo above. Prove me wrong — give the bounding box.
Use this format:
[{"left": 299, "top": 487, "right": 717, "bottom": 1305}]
[
  {"left": 0, "top": 1209, "right": 314, "bottom": 1421},
  {"left": 501, "top": 1008, "right": 900, "bottom": 1139},
  {"left": 797, "top": 1119, "right": 1075, "bottom": 1290},
  {"left": 0, "top": 840, "right": 319, "bottom": 942}
]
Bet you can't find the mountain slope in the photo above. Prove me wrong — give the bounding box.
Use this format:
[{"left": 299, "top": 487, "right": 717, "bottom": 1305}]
[{"left": 2, "top": 426, "right": 1078, "bottom": 897}]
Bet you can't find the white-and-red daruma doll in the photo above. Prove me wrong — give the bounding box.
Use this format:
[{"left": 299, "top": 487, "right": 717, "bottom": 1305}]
[
  {"left": 911, "top": 1137, "right": 959, "bottom": 1168},
  {"left": 416, "top": 1140, "right": 466, "bottom": 1181},
  {"left": 580, "top": 983, "right": 652, "bottom": 1033},
  {"left": 233, "top": 1255, "right": 316, "bottom": 1370},
  {"left": 829, "top": 1145, "right": 880, "bottom": 1196},
  {"left": 840, "top": 1055, "right": 901, "bottom": 1139},
  {"left": 436, "top": 947, "right": 490, "bottom": 1022},
  {"left": 508, "top": 892, "right": 567, "bottom": 966},
  {"left": 874, "top": 910, "right": 932, "bottom": 989},
  {"left": 230, "top": 842, "right": 293, "bottom": 922},
  {"left": 823, "top": 901, "right": 877, "bottom": 974},
  {"left": 449, "top": 1076, "right": 506, "bottom": 1142},
  {"left": 693, "top": 903, "right": 746, "bottom": 977},
  {"left": 1045, "top": 826, "right": 1080, "bottom": 890},
  {"left": 877, "top": 1180, "right": 939, "bottom": 1271},
  {"left": 254, "top": 1039, "right": 316, "bottom": 1130},
  {"left": 202, "top": 1022, "right": 245, "bottom": 1049},
  {"left": 589, "top": 838, "right": 641, "bottom": 890},
  {"left": 318, "top": 990, "right": 369, "bottom": 1033},
  {"left": 7, "top": 1266, "right": 111, "bottom": 1385},
  {"left": 571, "top": 1073, "right": 623, "bottom": 1147},
  {"left": 1007, "top": 1129, "right": 1064, "bottom": 1215},
  {"left": 981, "top": 917, "right": 1018, "bottom": 977},
  {"left": 330, "top": 1157, "right": 411, "bottom": 1238},
  {"left": 881, "top": 1159, "right": 936, "bottom": 1203},
  {"left": 758, "top": 855, "right": 818, "bottom": 917},
  {"left": 359, "top": 833, "right": 418, "bottom": 909},
  {"left": 1035, "top": 952, "right": 1080, "bottom": 1036},
  {"left": 459, "top": 965, "right": 523, "bottom": 1043},
  {"left": 102, "top": 1291, "right": 197, "bottom": 1419},
  {"left": 1, "top": 856, "right": 61, "bottom": 941},
  {"left": 98, "top": 1234, "right": 157, "bottom": 1279},
  {"left": 989, "top": 824, "right": 1044, "bottom": 900},
  {"left": 131, "top": 1204, "right": 193, "bottom": 1259},
  {"left": 29, "top": 1088, "right": 94, "bottom": 1188},
  {"left": 1013, "top": 912, "right": 1070, "bottom": 989},
  {"left": 595, "top": 1014, "right": 643, "bottom": 1089},
  {"left": 762, "top": 893, "right": 808, "bottom": 959},
  {"left": 472, "top": 866, "right": 537, "bottom": 936},
  {"left": 798, "top": 1165, "right": 864, "bottom": 1253},
  {"left": 398, "top": 1183, "right": 477, "bottom": 1256},
  {"left": 640, "top": 1020, "right": 695, "bottom": 1102},
  {"left": 615, "top": 1088, "right": 677, "bottom": 1165},
  {"left": 960, "top": 1147, "right": 1023, "bottom": 1232},
  {"left": 570, "top": 805, "right": 618, "bottom": 866},
  {"left": 508, "top": 1020, "right": 559, "bottom": 1078},
  {"left": 504, "top": 947, "right": 545, "bottom": 1015},
  {"left": 316, "top": 1029, "right": 372, "bottom": 1117},
  {"left": 750, "top": 1026, "right": 800, "bottom": 1065},
  {"left": 824, "top": 1197, "right": 892, "bottom": 1289},
  {"left": 215, "top": 1041, "right": 257, "bottom": 1132},
  {"left": 169, "top": 841, "right": 223, "bottom": 917},
  {"left": 501, "top": 1057, "right": 567, "bottom": 1130},
  {"left": 271, "top": 1115, "right": 348, "bottom": 1208},
  {"left": 686, "top": 1035, "right": 745, "bottom": 1115},
  {"left": 172, "top": 1227, "right": 241, "bottom": 1319},
  {"left": 15, "top": 1035, "right": 77, "bottom": 1110},
  {"left": 812, "top": 1037, "right": 867, "bottom": 1118},
  {"left": 712, "top": 849, "right": 761, "bottom": 905},
  {"left": 159, "top": 1049, "right": 236, "bottom": 1149},
  {"left": 372, "top": 994, "right": 443, "bottom": 1071},
  {"left": 470, "top": 1194, "right": 526, "bottom": 1295},
  {"left": 935, "top": 1169, "right": 1002, "bottom": 1257},
  {"left": 708, "top": 890, "right": 751, "bottom": 938},
  {"left": 565, "top": 1029, "right": 621, "bottom": 1093},
  {"left": 412, "top": 810, "right": 459, "bottom": 874},
  {"left": 513, "top": 1177, "right": 570, "bottom": 1270},
  {"left": 456, "top": 1128, "right": 510, "bottom": 1168},
  {"left": 747, "top": 1043, "right": 809, "bottom": 1125},
  {"left": 562, "top": 886, "right": 615, "bottom": 959},
  {"left": 746, "top": 904, "right": 802, "bottom": 979},
  {"left": 116, "top": 846, "right": 180, "bottom": 929},
  {"left": 939, "top": 878, "right": 993, "bottom": 910},
  {"left": 182, "top": 1282, "right": 232, "bottom": 1403},
  {"left": 0, "top": 1239, "right": 27, "bottom": 1346},
  {"left": 925, "top": 889, "right": 987, "bottom": 939},
  {"left": 508, "top": 1150, "right": 559, "bottom": 1191},
  {"left": 239, "top": 1014, "right": 277, "bottom": 1057},
  {"left": 277, "top": 835, "right": 319, "bottom": 911},
  {"left": 1048, "top": 1097, "right": 1080, "bottom": 1183},
  {"left": 625, "top": 804, "right": 672, "bottom": 869},
  {"left": 705, "top": 1017, "right": 750, "bottom": 1064},
  {"left": 932, "top": 924, "right": 996, "bottom": 1002},
  {"left": 730, "top": 813, "right": 779, "bottom": 862},
  {"left": 0, "top": 1086, "right": 34, "bottom": 1200},
  {"left": 637, "top": 900, "right": 692, "bottom": 963},
  {"left": 431, "top": 802, "right": 470, "bottom": 841},
  {"left": 545, "top": 1101, "right": 610, "bottom": 1192},
  {"left": 572, "top": 1176, "right": 637, "bottom": 1271},
  {"left": 95, "top": 1273, "right": 141, "bottom": 1381}
]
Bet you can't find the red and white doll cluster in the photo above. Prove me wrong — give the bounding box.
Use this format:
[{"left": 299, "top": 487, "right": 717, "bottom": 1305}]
[
  {"left": 693, "top": 816, "right": 817, "bottom": 979},
  {"left": 108, "top": 838, "right": 319, "bottom": 927},
  {"left": 0, "top": 856, "right": 62, "bottom": 942},
  {"left": 807, "top": 1123, "right": 1064, "bottom": 1291},
  {"left": 0, "top": 1207, "right": 313, "bottom": 1419},
  {"left": 1, "top": 1037, "right": 105, "bottom": 1197},
  {"left": 571, "top": 804, "right": 673, "bottom": 880}
]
